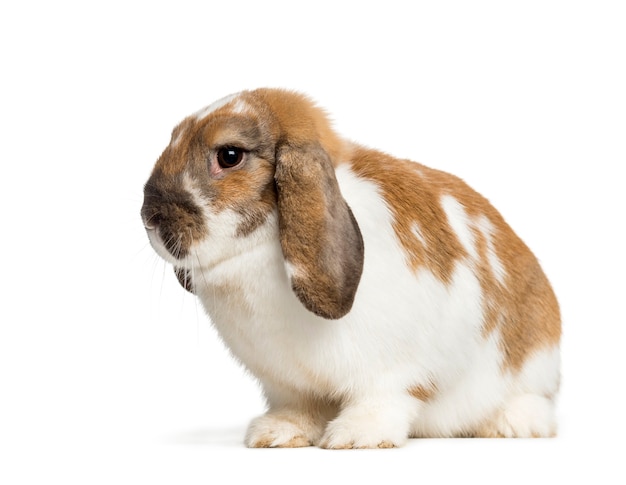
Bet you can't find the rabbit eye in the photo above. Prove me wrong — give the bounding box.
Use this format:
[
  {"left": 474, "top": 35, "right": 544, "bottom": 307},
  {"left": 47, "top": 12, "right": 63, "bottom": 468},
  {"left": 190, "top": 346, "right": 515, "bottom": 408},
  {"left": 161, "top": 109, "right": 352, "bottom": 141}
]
[{"left": 217, "top": 147, "right": 245, "bottom": 168}]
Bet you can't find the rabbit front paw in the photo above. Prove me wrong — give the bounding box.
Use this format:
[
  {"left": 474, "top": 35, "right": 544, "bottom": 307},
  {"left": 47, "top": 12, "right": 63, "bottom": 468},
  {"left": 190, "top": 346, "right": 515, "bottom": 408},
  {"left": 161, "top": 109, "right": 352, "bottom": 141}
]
[{"left": 245, "top": 412, "right": 323, "bottom": 448}]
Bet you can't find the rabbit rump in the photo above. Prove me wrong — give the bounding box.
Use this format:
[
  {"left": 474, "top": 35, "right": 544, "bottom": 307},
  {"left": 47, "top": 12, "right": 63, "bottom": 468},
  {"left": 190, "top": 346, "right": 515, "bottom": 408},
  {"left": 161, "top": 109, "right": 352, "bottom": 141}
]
[{"left": 141, "top": 89, "right": 561, "bottom": 448}]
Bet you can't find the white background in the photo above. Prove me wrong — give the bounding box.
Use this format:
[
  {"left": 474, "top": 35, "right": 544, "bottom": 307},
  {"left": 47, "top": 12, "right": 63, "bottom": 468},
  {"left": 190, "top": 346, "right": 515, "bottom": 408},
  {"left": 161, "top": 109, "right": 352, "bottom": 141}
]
[{"left": 1, "top": 0, "right": 625, "bottom": 483}]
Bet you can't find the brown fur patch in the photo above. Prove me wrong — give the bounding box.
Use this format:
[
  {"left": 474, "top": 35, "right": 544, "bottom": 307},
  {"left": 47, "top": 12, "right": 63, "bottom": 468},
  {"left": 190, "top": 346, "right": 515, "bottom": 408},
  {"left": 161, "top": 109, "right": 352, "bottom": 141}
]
[
  {"left": 159, "top": 118, "right": 198, "bottom": 176},
  {"left": 494, "top": 261, "right": 561, "bottom": 371},
  {"left": 200, "top": 114, "right": 269, "bottom": 154},
  {"left": 469, "top": 211, "right": 561, "bottom": 371},
  {"left": 408, "top": 382, "right": 437, "bottom": 402},
  {"left": 234, "top": 177, "right": 277, "bottom": 237},
  {"left": 246, "top": 89, "right": 346, "bottom": 166},
  {"left": 348, "top": 144, "right": 560, "bottom": 372},
  {"left": 349, "top": 147, "right": 467, "bottom": 283},
  {"left": 207, "top": 156, "right": 276, "bottom": 236}
]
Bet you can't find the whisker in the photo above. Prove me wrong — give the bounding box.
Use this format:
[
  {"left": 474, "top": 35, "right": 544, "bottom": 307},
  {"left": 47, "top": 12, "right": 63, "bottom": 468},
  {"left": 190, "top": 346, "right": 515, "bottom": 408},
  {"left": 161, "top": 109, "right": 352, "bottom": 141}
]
[
  {"left": 148, "top": 251, "right": 161, "bottom": 299},
  {"left": 194, "top": 247, "right": 211, "bottom": 293},
  {"left": 161, "top": 232, "right": 179, "bottom": 257},
  {"left": 188, "top": 228, "right": 202, "bottom": 343},
  {"left": 142, "top": 212, "right": 161, "bottom": 226},
  {"left": 159, "top": 256, "right": 168, "bottom": 300},
  {"left": 130, "top": 240, "right": 154, "bottom": 264},
  {"left": 174, "top": 234, "right": 183, "bottom": 260}
]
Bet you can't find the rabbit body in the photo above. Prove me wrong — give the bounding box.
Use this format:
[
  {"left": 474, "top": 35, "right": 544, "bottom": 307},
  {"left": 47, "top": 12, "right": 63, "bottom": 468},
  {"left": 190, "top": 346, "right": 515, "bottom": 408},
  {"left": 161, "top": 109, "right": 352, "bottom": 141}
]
[{"left": 142, "top": 89, "right": 561, "bottom": 448}]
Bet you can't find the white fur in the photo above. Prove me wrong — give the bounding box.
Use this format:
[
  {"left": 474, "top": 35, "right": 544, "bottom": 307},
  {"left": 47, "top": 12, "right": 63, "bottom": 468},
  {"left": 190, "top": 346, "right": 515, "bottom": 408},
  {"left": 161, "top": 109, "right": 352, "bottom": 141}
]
[
  {"left": 231, "top": 98, "right": 249, "bottom": 114},
  {"left": 490, "top": 394, "right": 557, "bottom": 438},
  {"left": 174, "top": 162, "right": 559, "bottom": 446},
  {"left": 145, "top": 227, "right": 174, "bottom": 264},
  {"left": 171, "top": 128, "right": 185, "bottom": 149},
  {"left": 245, "top": 413, "right": 313, "bottom": 448},
  {"left": 283, "top": 261, "right": 304, "bottom": 281},
  {"left": 514, "top": 346, "right": 561, "bottom": 398},
  {"left": 193, "top": 93, "right": 239, "bottom": 121},
  {"left": 475, "top": 214, "right": 507, "bottom": 285},
  {"left": 441, "top": 194, "right": 478, "bottom": 260},
  {"left": 441, "top": 195, "right": 508, "bottom": 286},
  {"left": 170, "top": 94, "right": 242, "bottom": 149},
  {"left": 411, "top": 222, "right": 427, "bottom": 247}
]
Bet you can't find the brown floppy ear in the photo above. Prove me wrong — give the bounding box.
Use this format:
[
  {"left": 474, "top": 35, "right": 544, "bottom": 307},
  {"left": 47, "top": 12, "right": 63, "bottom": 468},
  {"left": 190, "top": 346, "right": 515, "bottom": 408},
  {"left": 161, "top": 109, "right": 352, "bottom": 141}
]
[{"left": 274, "top": 142, "right": 364, "bottom": 319}]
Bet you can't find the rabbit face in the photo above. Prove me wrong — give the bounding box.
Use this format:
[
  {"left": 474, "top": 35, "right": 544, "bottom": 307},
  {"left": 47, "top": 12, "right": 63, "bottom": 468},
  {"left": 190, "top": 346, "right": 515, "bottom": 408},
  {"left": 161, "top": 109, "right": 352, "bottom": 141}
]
[{"left": 141, "top": 90, "right": 364, "bottom": 318}]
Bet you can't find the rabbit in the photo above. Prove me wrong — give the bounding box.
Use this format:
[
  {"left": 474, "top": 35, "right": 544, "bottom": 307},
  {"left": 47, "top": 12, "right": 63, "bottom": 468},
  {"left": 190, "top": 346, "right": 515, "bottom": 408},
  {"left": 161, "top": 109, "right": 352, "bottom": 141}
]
[{"left": 141, "top": 88, "right": 561, "bottom": 448}]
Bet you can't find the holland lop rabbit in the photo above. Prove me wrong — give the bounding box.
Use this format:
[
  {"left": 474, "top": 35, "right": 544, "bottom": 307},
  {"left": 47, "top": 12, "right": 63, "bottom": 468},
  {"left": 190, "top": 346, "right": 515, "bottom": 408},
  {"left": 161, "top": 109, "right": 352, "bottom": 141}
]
[{"left": 141, "top": 89, "right": 561, "bottom": 448}]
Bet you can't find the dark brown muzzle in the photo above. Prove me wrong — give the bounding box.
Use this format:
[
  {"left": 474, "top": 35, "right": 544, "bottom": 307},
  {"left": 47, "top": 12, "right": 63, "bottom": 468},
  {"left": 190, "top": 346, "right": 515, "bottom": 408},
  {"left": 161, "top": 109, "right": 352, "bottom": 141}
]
[{"left": 141, "top": 177, "right": 206, "bottom": 260}]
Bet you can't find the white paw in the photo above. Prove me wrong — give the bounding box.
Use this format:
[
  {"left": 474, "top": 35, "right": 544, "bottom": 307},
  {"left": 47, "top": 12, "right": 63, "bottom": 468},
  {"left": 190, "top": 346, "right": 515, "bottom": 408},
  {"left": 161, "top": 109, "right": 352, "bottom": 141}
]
[
  {"left": 494, "top": 394, "right": 557, "bottom": 438},
  {"left": 319, "top": 416, "right": 408, "bottom": 449},
  {"left": 245, "top": 413, "right": 314, "bottom": 448}
]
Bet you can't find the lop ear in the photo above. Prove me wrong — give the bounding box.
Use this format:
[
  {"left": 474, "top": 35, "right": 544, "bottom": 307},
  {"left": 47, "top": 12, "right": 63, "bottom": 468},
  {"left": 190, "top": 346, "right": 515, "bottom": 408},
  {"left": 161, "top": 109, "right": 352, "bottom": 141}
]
[{"left": 274, "top": 142, "right": 364, "bottom": 319}]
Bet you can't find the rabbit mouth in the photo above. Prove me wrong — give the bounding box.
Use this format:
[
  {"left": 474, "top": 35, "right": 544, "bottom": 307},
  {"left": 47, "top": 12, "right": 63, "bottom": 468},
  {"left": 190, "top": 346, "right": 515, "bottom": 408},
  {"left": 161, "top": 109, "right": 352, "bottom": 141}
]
[{"left": 144, "top": 225, "right": 185, "bottom": 264}]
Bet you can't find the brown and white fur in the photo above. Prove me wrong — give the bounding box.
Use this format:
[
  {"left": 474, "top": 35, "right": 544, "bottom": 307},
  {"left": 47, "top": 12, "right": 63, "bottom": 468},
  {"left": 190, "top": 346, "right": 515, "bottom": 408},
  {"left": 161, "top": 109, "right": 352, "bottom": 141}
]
[{"left": 141, "top": 88, "right": 561, "bottom": 448}]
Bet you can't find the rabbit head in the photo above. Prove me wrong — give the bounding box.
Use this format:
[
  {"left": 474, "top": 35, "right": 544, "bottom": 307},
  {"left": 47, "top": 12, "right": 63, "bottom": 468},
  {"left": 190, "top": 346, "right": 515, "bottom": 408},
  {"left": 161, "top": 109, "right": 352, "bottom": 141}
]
[{"left": 141, "top": 89, "right": 364, "bottom": 319}]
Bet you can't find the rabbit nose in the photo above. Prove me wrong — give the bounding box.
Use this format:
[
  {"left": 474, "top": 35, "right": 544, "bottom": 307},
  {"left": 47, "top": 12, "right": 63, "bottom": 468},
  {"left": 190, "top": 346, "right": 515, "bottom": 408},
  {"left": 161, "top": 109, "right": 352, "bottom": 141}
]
[
  {"left": 143, "top": 213, "right": 157, "bottom": 230},
  {"left": 140, "top": 203, "right": 163, "bottom": 231},
  {"left": 143, "top": 212, "right": 163, "bottom": 232}
]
